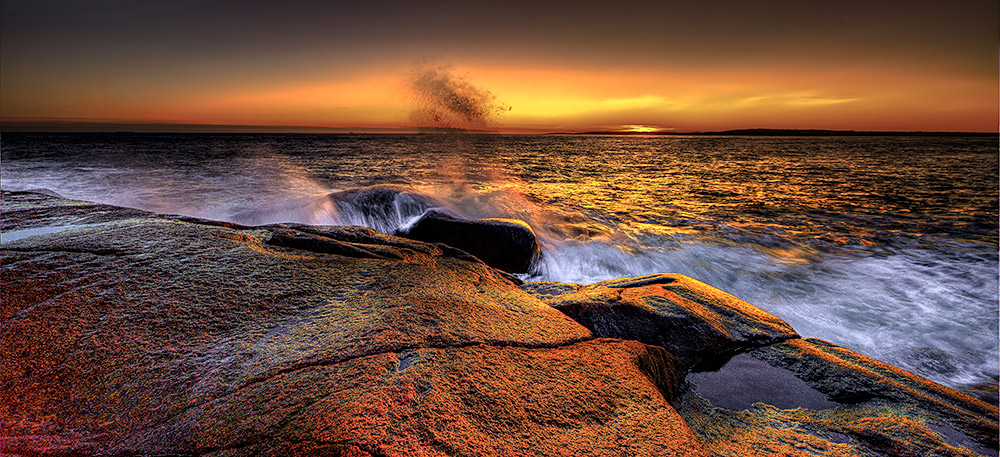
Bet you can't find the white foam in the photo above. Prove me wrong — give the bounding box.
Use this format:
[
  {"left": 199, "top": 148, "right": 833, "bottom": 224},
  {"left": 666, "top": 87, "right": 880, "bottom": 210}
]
[{"left": 532, "top": 237, "right": 999, "bottom": 388}]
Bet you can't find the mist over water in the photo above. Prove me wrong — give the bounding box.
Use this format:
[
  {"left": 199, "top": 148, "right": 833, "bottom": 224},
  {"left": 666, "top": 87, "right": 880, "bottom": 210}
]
[{"left": 2, "top": 132, "right": 997, "bottom": 390}]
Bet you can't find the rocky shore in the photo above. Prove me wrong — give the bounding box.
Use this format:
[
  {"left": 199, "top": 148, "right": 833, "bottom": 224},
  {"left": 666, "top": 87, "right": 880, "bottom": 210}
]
[{"left": 2, "top": 190, "right": 997, "bottom": 456}]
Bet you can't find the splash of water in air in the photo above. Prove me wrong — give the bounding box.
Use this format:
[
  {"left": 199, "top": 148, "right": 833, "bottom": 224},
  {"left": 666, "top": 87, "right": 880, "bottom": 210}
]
[{"left": 408, "top": 66, "right": 509, "bottom": 130}]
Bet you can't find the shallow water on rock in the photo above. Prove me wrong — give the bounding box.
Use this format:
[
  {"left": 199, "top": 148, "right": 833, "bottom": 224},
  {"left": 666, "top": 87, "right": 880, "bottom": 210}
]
[
  {"left": 0, "top": 224, "right": 86, "bottom": 243},
  {"left": 687, "top": 354, "right": 840, "bottom": 411}
]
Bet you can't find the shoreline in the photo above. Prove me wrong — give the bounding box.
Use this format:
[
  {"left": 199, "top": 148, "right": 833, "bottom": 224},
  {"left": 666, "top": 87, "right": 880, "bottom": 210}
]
[{"left": 2, "top": 190, "right": 997, "bottom": 455}]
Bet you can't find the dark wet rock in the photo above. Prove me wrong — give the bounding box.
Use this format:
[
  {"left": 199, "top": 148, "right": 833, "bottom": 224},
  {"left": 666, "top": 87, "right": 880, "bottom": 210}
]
[
  {"left": 545, "top": 273, "right": 799, "bottom": 370},
  {"left": 678, "top": 337, "right": 999, "bottom": 456},
  {"left": 398, "top": 209, "right": 541, "bottom": 274},
  {"left": 1, "top": 191, "right": 708, "bottom": 456},
  {"left": 326, "top": 185, "right": 443, "bottom": 230},
  {"left": 959, "top": 378, "right": 1000, "bottom": 407}
]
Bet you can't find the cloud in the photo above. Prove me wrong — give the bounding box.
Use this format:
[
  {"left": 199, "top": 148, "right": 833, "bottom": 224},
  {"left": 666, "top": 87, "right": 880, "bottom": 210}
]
[{"left": 736, "top": 92, "right": 859, "bottom": 108}]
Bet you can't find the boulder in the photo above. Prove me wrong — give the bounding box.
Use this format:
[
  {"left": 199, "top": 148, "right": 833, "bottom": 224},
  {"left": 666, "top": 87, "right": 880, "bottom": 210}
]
[
  {"left": 545, "top": 273, "right": 799, "bottom": 370},
  {"left": 398, "top": 209, "right": 541, "bottom": 274}
]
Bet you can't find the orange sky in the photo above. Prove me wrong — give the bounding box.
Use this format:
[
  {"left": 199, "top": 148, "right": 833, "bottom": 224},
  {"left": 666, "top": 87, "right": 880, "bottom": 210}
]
[{"left": 2, "top": 1, "right": 997, "bottom": 132}]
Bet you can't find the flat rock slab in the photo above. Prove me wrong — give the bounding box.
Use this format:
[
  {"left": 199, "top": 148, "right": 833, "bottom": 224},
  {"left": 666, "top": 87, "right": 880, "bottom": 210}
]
[
  {"left": 546, "top": 273, "right": 799, "bottom": 370},
  {"left": 3, "top": 191, "right": 627, "bottom": 455},
  {"left": 121, "top": 340, "right": 707, "bottom": 456}
]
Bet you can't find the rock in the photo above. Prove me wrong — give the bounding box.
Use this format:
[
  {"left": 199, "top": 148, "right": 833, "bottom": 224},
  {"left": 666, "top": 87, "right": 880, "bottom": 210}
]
[
  {"left": 679, "top": 338, "right": 999, "bottom": 456},
  {"left": 121, "top": 340, "right": 706, "bottom": 456},
  {"left": 326, "top": 185, "right": 443, "bottom": 232},
  {"left": 545, "top": 273, "right": 799, "bottom": 370},
  {"left": 398, "top": 209, "right": 541, "bottom": 274},
  {"left": 1, "top": 191, "right": 705, "bottom": 456},
  {"left": 519, "top": 280, "right": 583, "bottom": 300},
  {"left": 686, "top": 353, "right": 840, "bottom": 411},
  {"left": 752, "top": 338, "right": 999, "bottom": 449}
]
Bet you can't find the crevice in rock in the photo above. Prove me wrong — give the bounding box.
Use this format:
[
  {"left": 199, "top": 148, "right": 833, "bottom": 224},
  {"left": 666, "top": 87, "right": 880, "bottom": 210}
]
[
  {"left": 132, "top": 335, "right": 602, "bottom": 443},
  {"left": 265, "top": 228, "right": 393, "bottom": 260},
  {"left": 238, "top": 336, "right": 598, "bottom": 393}
]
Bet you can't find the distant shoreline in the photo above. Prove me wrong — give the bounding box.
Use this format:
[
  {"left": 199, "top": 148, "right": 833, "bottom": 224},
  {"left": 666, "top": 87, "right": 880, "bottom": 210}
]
[
  {"left": 0, "top": 124, "right": 996, "bottom": 137},
  {"left": 551, "top": 128, "right": 999, "bottom": 137}
]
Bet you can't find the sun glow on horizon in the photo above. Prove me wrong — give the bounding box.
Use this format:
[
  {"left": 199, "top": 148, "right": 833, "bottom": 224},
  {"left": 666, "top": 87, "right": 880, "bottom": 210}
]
[
  {"left": 621, "top": 125, "right": 663, "bottom": 133},
  {"left": 1, "top": 60, "right": 996, "bottom": 133}
]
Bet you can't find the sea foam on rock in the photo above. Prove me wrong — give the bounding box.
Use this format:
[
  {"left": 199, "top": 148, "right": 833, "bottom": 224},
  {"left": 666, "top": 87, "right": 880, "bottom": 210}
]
[{"left": 2, "top": 190, "right": 997, "bottom": 457}]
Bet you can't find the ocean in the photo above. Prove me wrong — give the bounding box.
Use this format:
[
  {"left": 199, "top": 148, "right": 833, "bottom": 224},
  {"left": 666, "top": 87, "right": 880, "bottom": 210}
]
[{"left": 2, "top": 132, "right": 997, "bottom": 392}]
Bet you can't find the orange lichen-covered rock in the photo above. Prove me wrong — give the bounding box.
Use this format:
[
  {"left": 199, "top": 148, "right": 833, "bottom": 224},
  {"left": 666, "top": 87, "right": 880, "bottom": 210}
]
[
  {"left": 545, "top": 273, "right": 799, "bottom": 370},
  {"left": 120, "top": 340, "right": 708, "bottom": 456},
  {"left": 2, "top": 191, "right": 709, "bottom": 456},
  {"left": 5, "top": 191, "right": 998, "bottom": 457},
  {"left": 678, "top": 392, "right": 992, "bottom": 457}
]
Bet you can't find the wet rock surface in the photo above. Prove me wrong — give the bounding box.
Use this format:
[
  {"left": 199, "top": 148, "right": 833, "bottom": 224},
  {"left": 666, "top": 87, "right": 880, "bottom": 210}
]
[
  {"left": 398, "top": 209, "right": 541, "bottom": 274},
  {"left": 676, "top": 339, "right": 998, "bottom": 457},
  {"left": 687, "top": 353, "right": 840, "bottom": 411},
  {"left": 518, "top": 280, "right": 583, "bottom": 300},
  {"left": 544, "top": 273, "right": 799, "bottom": 371},
  {"left": 3, "top": 190, "right": 997, "bottom": 456}
]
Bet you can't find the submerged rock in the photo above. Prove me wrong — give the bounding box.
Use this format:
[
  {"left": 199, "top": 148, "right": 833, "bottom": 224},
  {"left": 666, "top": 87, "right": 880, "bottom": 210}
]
[
  {"left": 545, "top": 273, "right": 799, "bottom": 370},
  {"left": 398, "top": 209, "right": 541, "bottom": 274}
]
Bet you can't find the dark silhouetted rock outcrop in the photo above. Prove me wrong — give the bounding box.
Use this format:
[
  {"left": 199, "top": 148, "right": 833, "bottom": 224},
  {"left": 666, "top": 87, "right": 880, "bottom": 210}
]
[{"left": 398, "top": 209, "right": 541, "bottom": 274}]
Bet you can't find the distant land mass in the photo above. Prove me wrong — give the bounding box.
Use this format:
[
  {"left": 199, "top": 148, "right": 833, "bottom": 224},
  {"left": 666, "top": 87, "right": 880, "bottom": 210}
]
[{"left": 559, "top": 128, "right": 998, "bottom": 137}]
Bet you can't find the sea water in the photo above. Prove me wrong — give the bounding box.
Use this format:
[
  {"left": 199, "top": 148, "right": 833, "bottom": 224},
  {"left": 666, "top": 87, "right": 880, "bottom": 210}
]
[{"left": 2, "top": 132, "right": 997, "bottom": 391}]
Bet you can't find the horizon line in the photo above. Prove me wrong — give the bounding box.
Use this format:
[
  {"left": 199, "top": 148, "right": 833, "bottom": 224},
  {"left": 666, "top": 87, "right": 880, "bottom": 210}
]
[{"left": 0, "top": 120, "right": 996, "bottom": 136}]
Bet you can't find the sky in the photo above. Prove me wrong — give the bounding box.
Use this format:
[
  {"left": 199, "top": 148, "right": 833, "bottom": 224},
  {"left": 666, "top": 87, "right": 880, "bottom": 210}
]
[{"left": 1, "top": 0, "right": 997, "bottom": 133}]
